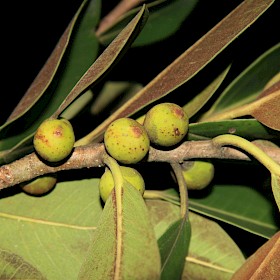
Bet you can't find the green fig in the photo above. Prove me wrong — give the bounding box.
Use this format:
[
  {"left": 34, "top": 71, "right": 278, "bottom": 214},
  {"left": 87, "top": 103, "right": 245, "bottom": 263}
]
[
  {"left": 104, "top": 117, "right": 150, "bottom": 164},
  {"left": 144, "top": 102, "right": 189, "bottom": 147},
  {"left": 99, "top": 166, "right": 145, "bottom": 202},
  {"left": 20, "top": 175, "right": 57, "bottom": 196},
  {"left": 182, "top": 161, "right": 214, "bottom": 190},
  {"left": 33, "top": 118, "right": 75, "bottom": 162}
]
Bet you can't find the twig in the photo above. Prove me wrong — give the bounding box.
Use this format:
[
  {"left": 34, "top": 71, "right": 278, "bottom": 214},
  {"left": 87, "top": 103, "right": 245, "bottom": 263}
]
[{"left": 1, "top": 140, "right": 280, "bottom": 190}]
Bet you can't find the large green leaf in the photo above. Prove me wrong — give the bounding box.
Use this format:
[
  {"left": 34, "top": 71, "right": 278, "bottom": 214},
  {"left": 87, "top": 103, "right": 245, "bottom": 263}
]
[
  {"left": 98, "top": 0, "right": 198, "bottom": 47},
  {"left": 146, "top": 200, "right": 245, "bottom": 279},
  {"left": 200, "top": 42, "right": 280, "bottom": 122},
  {"left": 0, "top": 249, "right": 46, "bottom": 279},
  {"left": 189, "top": 184, "right": 279, "bottom": 238},
  {"left": 183, "top": 212, "right": 245, "bottom": 280},
  {"left": 0, "top": 0, "right": 101, "bottom": 153},
  {"left": 0, "top": 179, "right": 103, "bottom": 280},
  {"left": 76, "top": 0, "right": 275, "bottom": 144},
  {"left": 79, "top": 182, "right": 161, "bottom": 279}
]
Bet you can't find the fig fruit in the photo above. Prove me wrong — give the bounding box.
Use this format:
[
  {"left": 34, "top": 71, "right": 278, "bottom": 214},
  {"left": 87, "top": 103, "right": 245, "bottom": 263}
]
[
  {"left": 33, "top": 118, "right": 75, "bottom": 162},
  {"left": 182, "top": 161, "right": 214, "bottom": 190},
  {"left": 99, "top": 166, "right": 145, "bottom": 202},
  {"left": 104, "top": 118, "right": 150, "bottom": 164},
  {"left": 20, "top": 176, "right": 57, "bottom": 196},
  {"left": 143, "top": 103, "right": 189, "bottom": 147}
]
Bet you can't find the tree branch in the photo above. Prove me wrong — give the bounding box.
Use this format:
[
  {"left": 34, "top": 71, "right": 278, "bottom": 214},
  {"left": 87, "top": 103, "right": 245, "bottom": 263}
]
[{"left": 1, "top": 140, "right": 280, "bottom": 190}]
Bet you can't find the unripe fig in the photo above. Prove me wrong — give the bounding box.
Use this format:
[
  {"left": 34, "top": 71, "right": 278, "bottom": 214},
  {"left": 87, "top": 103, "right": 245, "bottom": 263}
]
[
  {"left": 33, "top": 118, "right": 75, "bottom": 162},
  {"left": 181, "top": 161, "right": 214, "bottom": 190},
  {"left": 20, "top": 176, "right": 57, "bottom": 196},
  {"left": 99, "top": 166, "right": 145, "bottom": 202},
  {"left": 104, "top": 118, "right": 150, "bottom": 164},
  {"left": 143, "top": 103, "right": 189, "bottom": 147}
]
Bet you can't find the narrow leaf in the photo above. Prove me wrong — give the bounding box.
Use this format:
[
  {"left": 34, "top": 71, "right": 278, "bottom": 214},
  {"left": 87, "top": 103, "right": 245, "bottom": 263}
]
[
  {"left": 158, "top": 218, "right": 191, "bottom": 280},
  {"left": 187, "top": 119, "right": 279, "bottom": 141},
  {"left": 0, "top": 0, "right": 100, "bottom": 156},
  {"left": 183, "top": 65, "right": 231, "bottom": 118},
  {"left": 53, "top": 5, "right": 149, "bottom": 118},
  {"left": 79, "top": 183, "right": 161, "bottom": 280},
  {"left": 77, "top": 0, "right": 275, "bottom": 144},
  {"left": 231, "top": 231, "right": 280, "bottom": 280},
  {"left": 3, "top": 0, "right": 88, "bottom": 124},
  {"left": 200, "top": 42, "right": 280, "bottom": 121},
  {"left": 98, "top": 0, "right": 198, "bottom": 47}
]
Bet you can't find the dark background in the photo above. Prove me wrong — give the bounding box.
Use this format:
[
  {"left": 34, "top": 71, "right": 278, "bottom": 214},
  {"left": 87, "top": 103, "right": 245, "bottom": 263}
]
[{"left": 1, "top": 0, "right": 279, "bottom": 124}]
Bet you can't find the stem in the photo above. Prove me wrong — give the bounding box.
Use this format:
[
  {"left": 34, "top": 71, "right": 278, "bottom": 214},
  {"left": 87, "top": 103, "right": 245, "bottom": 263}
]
[
  {"left": 171, "top": 163, "right": 189, "bottom": 219},
  {"left": 213, "top": 134, "right": 280, "bottom": 176},
  {"left": 102, "top": 154, "right": 124, "bottom": 280}
]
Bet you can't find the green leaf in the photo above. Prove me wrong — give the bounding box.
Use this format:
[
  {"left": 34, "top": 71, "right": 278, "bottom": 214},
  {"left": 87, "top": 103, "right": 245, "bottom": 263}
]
[
  {"left": 53, "top": 4, "right": 149, "bottom": 119},
  {"left": 78, "top": 183, "right": 161, "bottom": 279},
  {"left": 187, "top": 119, "right": 280, "bottom": 141},
  {"left": 2, "top": 0, "right": 90, "bottom": 125},
  {"left": 0, "top": 179, "right": 103, "bottom": 280},
  {"left": 183, "top": 212, "right": 245, "bottom": 280},
  {"left": 158, "top": 218, "right": 191, "bottom": 280},
  {"left": 0, "top": 249, "right": 46, "bottom": 279},
  {"left": 0, "top": 0, "right": 101, "bottom": 156},
  {"left": 146, "top": 199, "right": 244, "bottom": 279},
  {"left": 98, "top": 0, "right": 198, "bottom": 47},
  {"left": 77, "top": 0, "right": 275, "bottom": 144},
  {"left": 183, "top": 65, "right": 231, "bottom": 118},
  {"left": 189, "top": 184, "right": 279, "bottom": 238},
  {"left": 200, "top": 42, "right": 280, "bottom": 122}
]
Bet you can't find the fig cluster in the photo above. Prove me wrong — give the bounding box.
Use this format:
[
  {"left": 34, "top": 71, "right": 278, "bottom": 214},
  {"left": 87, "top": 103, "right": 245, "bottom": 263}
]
[
  {"left": 103, "top": 102, "right": 215, "bottom": 196},
  {"left": 104, "top": 103, "right": 189, "bottom": 164}
]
